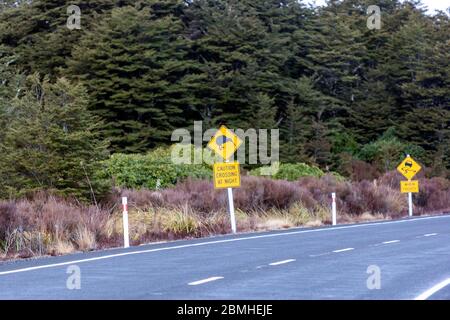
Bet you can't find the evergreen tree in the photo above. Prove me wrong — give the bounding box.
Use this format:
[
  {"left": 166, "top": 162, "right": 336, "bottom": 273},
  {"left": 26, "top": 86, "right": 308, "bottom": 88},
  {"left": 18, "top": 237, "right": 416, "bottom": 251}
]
[
  {"left": 185, "top": 0, "right": 289, "bottom": 130},
  {"left": 68, "top": 2, "right": 196, "bottom": 152},
  {"left": 0, "top": 0, "right": 136, "bottom": 77},
  {"left": 0, "top": 45, "right": 25, "bottom": 144},
  {"left": 280, "top": 98, "right": 308, "bottom": 163},
  {"left": 0, "top": 74, "right": 109, "bottom": 200},
  {"left": 250, "top": 93, "right": 277, "bottom": 129},
  {"left": 278, "top": 77, "right": 336, "bottom": 165},
  {"left": 1, "top": 0, "right": 448, "bottom": 178},
  {"left": 380, "top": 10, "right": 450, "bottom": 154}
]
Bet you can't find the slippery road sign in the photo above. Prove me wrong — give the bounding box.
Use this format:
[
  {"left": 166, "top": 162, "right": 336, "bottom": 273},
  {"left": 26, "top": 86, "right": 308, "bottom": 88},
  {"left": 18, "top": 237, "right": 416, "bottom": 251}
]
[{"left": 397, "top": 156, "right": 421, "bottom": 181}]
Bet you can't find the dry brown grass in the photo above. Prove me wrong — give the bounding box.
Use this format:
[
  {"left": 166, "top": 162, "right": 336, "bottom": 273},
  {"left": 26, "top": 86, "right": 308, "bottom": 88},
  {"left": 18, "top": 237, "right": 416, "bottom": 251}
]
[
  {"left": 256, "top": 217, "right": 294, "bottom": 231},
  {"left": 358, "top": 212, "right": 387, "bottom": 222},
  {"left": 73, "top": 226, "right": 97, "bottom": 251},
  {"left": 1, "top": 172, "right": 449, "bottom": 260},
  {"left": 49, "top": 239, "right": 76, "bottom": 256}
]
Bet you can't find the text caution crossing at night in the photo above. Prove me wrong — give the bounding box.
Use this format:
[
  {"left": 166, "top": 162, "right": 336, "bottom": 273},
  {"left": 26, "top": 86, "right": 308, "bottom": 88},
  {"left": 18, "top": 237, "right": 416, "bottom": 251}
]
[
  {"left": 213, "top": 162, "right": 241, "bottom": 189},
  {"left": 401, "top": 180, "right": 419, "bottom": 193}
]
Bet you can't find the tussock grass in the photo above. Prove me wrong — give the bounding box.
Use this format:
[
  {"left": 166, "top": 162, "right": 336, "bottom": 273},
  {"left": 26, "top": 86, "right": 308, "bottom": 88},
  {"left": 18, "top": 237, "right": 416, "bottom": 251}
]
[{"left": 1, "top": 172, "right": 449, "bottom": 260}]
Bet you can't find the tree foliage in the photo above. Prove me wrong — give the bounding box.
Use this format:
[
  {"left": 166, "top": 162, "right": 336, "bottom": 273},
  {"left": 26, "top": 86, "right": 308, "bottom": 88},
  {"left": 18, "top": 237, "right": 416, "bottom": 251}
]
[
  {"left": 0, "top": 74, "right": 110, "bottom": 200},
  {"left": 0, "top": 0, "right": 449, "bottom": 199}
]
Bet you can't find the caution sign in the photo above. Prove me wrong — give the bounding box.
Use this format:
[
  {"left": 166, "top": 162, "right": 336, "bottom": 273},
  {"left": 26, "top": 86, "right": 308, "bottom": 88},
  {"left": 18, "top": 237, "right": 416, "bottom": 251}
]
[
  {"left": 397, "top": 156, "right": 422, "bottom": 181},
  {"left": 401, "top": 180, "right": 419, "bottom": 194},
  {"left": 207, "top": 126, "right": 243, "bottom": 161},
  {"left": 213, "top": 162, "right": 241, "bottom": 189}
]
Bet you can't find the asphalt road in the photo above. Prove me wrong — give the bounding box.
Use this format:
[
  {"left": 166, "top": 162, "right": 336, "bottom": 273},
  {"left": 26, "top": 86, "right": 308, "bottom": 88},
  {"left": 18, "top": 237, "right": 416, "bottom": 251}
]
[{"left": 1, "top": 215, "right": 450, "bottom": 300}]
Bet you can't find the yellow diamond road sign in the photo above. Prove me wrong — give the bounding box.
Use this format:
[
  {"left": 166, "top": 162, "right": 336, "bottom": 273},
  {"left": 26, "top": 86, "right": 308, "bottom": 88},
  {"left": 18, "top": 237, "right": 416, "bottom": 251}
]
[
  {"left": 401, "top": 180, "right": 419, "bottom": 194},
  {"left": 207, "top": 125, "right": 242, "bottom": 160},
  {"left": 213, "top": 162, "right": 241, "bottom": 189},
  {"left": 397, "top": 156, "right": 422, "bottom": 181}
]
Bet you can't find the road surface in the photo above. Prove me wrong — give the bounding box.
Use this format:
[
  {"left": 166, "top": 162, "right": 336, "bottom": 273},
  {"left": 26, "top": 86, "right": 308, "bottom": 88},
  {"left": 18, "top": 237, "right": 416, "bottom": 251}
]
[{"left": 1, "top": 215, "right": 450, "bottom": 299}]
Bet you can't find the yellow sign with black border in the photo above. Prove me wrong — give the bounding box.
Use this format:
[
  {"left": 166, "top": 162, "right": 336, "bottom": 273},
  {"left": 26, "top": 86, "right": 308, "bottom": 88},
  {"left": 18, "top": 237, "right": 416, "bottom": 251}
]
[
  {"left": 213, "top": 162, "right": 241, "bottom": 189},
  {"left": 397, "top": 156, "right": 422, "bottom": 181},
  {"left": 207, "top": 126, "right": 243, "bottom": 161},
  {"left": 400, "top": 180, "right": 419, "bottom": 193}
]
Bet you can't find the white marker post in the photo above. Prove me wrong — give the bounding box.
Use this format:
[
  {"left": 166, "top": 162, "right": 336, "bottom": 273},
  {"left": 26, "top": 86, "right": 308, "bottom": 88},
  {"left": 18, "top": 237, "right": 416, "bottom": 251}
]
[
  {"left": 122, "top": 197, "right": 130, "bottom": 248},
  {"left": 331, "top": 193, "right": 337, "bottom": 226},
  {"left": 408, "top": 191, "right": 413, "bottom": 217}
]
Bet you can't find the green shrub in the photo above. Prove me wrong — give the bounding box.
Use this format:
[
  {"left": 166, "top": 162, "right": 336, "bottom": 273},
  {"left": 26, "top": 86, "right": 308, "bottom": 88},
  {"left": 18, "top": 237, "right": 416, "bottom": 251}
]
[
  {"left": 250, "top": 162, "right": 325, "bottom": 181},
  {"left": 102, "top": 146, "right": 212, "bottom": 189}
]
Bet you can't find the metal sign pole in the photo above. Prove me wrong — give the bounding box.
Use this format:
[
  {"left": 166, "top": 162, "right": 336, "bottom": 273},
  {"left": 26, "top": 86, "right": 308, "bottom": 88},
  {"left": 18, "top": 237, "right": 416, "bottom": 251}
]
[
  {"left": 225, "top": 160, "right": 237, "bottom": 234},
  {"left": 227, "top": 187, "right": 237, "bottom": 234},
  {"left": 408, "top": 192, "right": 413, "bottom": 217}
]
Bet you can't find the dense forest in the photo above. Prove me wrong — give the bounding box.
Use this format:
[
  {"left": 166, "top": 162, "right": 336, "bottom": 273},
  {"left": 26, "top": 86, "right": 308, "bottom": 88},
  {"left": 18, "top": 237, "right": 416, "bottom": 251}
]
[{"left": 0, "top": 0, "right": 449, "bottom": 199}]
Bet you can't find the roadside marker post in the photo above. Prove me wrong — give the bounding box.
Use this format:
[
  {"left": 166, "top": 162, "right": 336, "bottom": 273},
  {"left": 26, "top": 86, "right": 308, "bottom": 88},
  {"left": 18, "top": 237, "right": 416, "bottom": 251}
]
[
  {"left": 331, "top": 193, "right": 337, "bottom": 226},
  {"left": 208, "top": 126, "right": 243, "bottom": 234},
  {"left": 122, "top": 197, "right": 130, "bottom": 248},
  {"left": 397, "top": 155, "right": 421, "bottom": 218}
]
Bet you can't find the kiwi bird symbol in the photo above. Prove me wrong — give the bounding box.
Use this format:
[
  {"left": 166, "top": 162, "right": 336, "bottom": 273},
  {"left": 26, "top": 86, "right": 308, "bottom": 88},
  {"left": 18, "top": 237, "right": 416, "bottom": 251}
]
[{"left": 216, "top": 135, "right": 234, "bottom": 151}]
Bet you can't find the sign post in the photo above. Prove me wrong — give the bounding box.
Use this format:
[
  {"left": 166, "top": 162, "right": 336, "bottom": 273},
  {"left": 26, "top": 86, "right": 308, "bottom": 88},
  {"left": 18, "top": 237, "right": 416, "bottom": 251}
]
[
  {"left": 227, "top": 185, "right": 237, "bottom": 234},
  {"left": 213, "top": 161, "right": 241, "bottom": 233},
  {"left": 208, "top": 126, "right": 243, "bottom": 234},
  {"left": 122, "top": 197, "right": 130, "bottom": 248},
  {"left": 408, "top": 192, "right": 413, "bottom": 218},
  {"left": 397, "top": 155, "right": 421, "bottom": 217}
]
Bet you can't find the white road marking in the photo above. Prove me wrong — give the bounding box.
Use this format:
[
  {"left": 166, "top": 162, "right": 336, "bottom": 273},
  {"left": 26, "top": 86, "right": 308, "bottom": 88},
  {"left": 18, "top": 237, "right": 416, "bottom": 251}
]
[
  {"left": 188, "top": 277, "right": 224, "bottom": 286},
  {"left": 382, "top": 240, "right": 400, "bottom": 244},
  {"left": 309, "top": 252, "right": 331, "bottom": 258},
  {"left": 333, "top": 248, "right": 354, "bottom": 253},
  {"left": 0, "top": 214, "right": 449, "bottom": 276},
  {"left": 415, "top": 278, "right": 450, "bottom": 300},
  {"left": 269, "top": 259, "right": 296, "bottom": 266},
  {"left": 424, "top": 233, "right": 438, "bottom": 237}
]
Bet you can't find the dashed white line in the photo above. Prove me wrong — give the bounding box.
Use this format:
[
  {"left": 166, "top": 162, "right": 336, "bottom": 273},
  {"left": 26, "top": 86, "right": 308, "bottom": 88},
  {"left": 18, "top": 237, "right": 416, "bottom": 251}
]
[
  {"left": 382, "top": 240, "right": 400, "bottom": 244},
  {"left": 309, "top": 252, "right": 331, "bottom": 258},
  {"left": 269, "top": 259, "right": 296, "bottom": 266},
  {"left": 188, "top": 276, "right": 224, "bottom": 286},
  {"left": 424, "top": 233, "right": 438, "bottom": 237},
  {"left": 415, "top": 278, "right": 450, "bottom": 300},
  {"left": 333, "top": 248, "right": 354, "bottom": 253}
]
